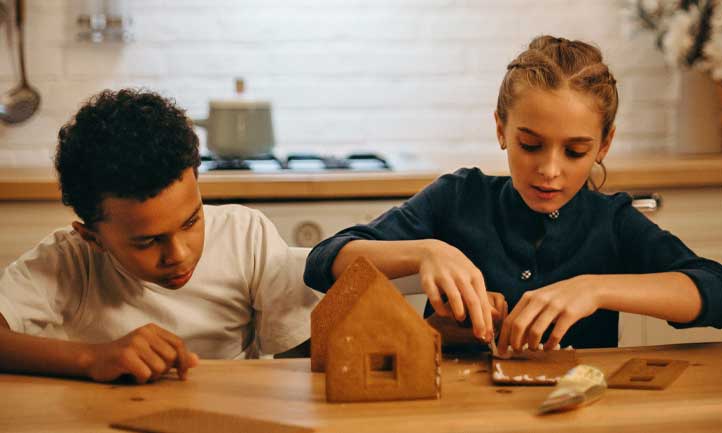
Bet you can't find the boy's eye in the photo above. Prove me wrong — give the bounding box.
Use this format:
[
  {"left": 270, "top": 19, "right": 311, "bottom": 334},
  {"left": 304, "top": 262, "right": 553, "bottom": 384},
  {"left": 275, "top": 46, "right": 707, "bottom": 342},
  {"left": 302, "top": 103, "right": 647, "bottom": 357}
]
[
  {"left": 134, "top": 239, "right": 156, "bottom": 249},
  {"left": 183, "top": 216, "right": 199, "bottom": 230},
  {"left": 520, "top": 142, "right": 541, "bottom": 152}
]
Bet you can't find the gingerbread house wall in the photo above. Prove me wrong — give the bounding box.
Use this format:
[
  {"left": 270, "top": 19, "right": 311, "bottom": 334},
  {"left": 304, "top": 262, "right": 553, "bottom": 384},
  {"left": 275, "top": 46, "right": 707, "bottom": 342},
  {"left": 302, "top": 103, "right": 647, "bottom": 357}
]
[
  {"left": 310, "top": 258, "right": 378, "bottom": 372},
  {"left": 325, "top": 283, "right": 441, "bottom": 402}
]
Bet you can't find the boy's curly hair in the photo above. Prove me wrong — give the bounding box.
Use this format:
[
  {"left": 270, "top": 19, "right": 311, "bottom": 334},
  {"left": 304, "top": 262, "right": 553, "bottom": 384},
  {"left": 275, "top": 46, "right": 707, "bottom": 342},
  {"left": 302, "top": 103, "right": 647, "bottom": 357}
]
[{"left": 55, "top": 89, "right": 200, "bottom": 226}]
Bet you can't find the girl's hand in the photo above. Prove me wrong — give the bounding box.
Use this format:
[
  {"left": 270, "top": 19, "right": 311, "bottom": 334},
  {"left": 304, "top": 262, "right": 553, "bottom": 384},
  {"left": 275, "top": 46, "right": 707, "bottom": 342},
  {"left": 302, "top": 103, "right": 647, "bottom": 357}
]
[
  {"left": 497, "top": 276, "right": 601, "bottom": 354},
  {"left": 426, "top": 292, "right": 507, "bottom": 346},
  {"left": 418, "top": 239, "right": 495, "bottom": 342},
  {"left": 487, "top": 291, "right": 509, "bottom": 332}
]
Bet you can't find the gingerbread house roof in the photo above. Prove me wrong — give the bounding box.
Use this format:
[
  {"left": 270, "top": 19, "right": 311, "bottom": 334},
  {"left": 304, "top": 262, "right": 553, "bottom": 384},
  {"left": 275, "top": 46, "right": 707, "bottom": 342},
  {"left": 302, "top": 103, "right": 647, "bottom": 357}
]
[{"left": 311, "top": 256, "right": 439, "bottom": 373}]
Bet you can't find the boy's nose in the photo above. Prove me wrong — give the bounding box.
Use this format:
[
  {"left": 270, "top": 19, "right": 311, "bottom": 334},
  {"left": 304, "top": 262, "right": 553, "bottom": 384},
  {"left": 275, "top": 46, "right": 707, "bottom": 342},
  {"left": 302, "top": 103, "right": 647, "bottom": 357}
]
[{"left": 161, "top": 236, "right": 190, "bottom": 267}]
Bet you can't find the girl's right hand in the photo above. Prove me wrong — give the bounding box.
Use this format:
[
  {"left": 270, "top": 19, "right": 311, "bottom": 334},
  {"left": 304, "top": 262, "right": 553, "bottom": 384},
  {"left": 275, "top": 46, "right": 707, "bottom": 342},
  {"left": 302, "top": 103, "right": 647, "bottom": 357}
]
[{"left": 418, "top": 239, "right": 495, "bottom": 342}]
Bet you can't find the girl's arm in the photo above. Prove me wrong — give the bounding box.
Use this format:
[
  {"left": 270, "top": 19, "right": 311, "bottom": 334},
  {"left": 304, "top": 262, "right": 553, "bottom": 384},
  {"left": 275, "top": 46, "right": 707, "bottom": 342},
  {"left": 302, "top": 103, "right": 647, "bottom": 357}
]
[
  {"left": 498, "top": 198, "right": 722, "bottom": 354},
  {"left": 304, "top": 170, "right": 499, "bottom": 342},
  {"left": 594, "top": 272, "right": 701, "bottom": 323},
  {"left": 496, "top": 272, "right": 702, "bottom": 354},
  {"left": 334, "top": 238, "right": 496, "bottom": 342},
  {"left": 331, "top": 239, "right": 433, "bottom": 280}
]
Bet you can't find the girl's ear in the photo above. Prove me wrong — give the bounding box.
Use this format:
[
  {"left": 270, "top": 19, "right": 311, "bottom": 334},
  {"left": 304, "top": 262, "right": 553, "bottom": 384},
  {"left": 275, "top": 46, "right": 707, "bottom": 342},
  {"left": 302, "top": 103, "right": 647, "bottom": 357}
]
[
  {"left": 72, "top": 221, "right": 106, "bottom": 252},
  {"left": 597, "top": 125, "right": 615, "bottom": 163},
  {"left": 494, "top": 111, "right": 506, "bottom": 150}
]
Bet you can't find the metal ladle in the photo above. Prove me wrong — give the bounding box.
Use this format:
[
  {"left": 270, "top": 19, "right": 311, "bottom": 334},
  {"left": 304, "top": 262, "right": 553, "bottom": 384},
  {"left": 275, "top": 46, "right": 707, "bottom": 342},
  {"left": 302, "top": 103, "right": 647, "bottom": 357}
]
[
  {"left": 0, "top": 3, "right": 7, "bottom": 32},
  {"left": 0, "top": 0, "right": 40, "bottom": 124}
]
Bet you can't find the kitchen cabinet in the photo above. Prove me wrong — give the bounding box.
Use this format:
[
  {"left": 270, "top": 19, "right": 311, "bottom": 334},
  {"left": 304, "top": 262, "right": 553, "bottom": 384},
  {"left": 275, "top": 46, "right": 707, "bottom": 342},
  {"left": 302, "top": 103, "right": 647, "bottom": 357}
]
[
  {"left": 0, "top": 201, "right": 76, "bottom": 267},
  {"left": 1, "top": 186, "right": 721, "bottom": 346},
  {"left": 618, "top": 187, "right": 722, "bottom": 346}
]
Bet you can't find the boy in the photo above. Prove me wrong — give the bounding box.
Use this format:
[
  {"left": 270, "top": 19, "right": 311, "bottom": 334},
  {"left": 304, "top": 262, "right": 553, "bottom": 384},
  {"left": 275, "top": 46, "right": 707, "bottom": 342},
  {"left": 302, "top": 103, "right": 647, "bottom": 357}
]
[{"left": 0, "top": 89, "right": 318, "bottom": 383}]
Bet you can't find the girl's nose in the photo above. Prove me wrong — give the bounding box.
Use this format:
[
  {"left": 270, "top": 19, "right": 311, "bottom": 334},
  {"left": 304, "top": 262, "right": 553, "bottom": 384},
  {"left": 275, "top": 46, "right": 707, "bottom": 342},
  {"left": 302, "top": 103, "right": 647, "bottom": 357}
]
[{"left": 537, "top": 150, "right": 562, "bottom": 180}]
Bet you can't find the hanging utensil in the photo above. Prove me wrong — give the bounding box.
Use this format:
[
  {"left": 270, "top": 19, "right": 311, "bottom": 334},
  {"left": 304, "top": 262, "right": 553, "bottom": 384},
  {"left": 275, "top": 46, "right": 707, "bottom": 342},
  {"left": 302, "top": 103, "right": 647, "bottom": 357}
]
[
  {"left": 0, "top": 0, "right": 40, "bottom": 124},
  {"left": 0, "top": 0, "right": 15, "bottom": 73},
  {"left": 0, "top": 2, "right": 8, "bottom": 29}
]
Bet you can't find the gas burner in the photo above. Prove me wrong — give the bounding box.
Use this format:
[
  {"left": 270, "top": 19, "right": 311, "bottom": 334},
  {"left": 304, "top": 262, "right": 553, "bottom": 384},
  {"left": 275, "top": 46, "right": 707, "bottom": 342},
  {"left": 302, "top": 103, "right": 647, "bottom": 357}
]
[{"left": 200, "top": 153, "right": 391, "bottom": 173}]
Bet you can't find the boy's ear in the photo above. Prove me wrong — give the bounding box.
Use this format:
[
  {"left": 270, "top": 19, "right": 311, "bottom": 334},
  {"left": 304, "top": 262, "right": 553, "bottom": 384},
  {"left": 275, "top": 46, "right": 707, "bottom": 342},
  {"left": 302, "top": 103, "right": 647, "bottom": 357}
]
[
  {"left": 72, "top": 221, "right": 106, "bottom": 252},
  {"left": 597, "top": 125, "right": 615, "bottom": 163},
  {"left": 494, "top": 111, "right": 506, "bottom": 150}
]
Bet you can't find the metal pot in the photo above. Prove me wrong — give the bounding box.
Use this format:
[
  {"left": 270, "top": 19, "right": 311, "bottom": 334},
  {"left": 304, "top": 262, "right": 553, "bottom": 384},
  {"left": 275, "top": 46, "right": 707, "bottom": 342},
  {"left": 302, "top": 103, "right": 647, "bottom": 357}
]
[{"left": 194, "top": 99, "right": 275, "bottom": 159}]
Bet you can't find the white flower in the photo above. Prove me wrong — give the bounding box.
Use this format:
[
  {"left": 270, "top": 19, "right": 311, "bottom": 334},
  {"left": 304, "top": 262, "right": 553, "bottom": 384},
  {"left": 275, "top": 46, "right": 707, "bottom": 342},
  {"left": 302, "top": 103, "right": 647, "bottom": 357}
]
[
  {"left": 628, "top": 0, "right": 722, "bottom": 77},
  {"left": 700, "top": 3, "right": 722, "bottom": 79},
  {"left": 661, "top": 7, "right": 699, "bottom": 67}
]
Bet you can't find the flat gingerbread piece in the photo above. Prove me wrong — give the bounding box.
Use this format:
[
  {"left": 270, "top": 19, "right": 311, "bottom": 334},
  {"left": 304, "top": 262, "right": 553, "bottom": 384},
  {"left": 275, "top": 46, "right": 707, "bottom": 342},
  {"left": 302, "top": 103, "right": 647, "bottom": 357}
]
[
  {"left": 491, "top": 349, "right": 578, "bottom": 385},
  {"left": 110, "top": 408, "right": 314, "bottom": 433}
]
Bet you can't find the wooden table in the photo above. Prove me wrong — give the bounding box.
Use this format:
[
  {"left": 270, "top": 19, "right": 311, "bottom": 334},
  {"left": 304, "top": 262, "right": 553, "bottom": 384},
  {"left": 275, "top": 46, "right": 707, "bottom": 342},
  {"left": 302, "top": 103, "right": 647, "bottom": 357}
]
[{"left": 1, "top": 343, "right": 721, "bottom": 432}]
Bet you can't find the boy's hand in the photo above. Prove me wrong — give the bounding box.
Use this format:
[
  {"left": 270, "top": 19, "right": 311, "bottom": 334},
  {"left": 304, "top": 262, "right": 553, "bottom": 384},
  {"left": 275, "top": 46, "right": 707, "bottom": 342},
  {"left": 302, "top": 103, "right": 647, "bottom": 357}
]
[
  {"left": 418, "top": 240, "right": 495, "bottom": 342},
  {"left": 85, "top": 323, "right": 199, "bottom": 384}
]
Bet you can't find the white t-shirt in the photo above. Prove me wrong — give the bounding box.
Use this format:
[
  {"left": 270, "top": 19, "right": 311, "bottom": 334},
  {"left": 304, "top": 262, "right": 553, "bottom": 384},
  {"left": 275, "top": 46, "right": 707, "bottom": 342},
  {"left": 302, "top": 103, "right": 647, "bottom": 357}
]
[{"left": 0, "top": 204, "right": 319, "bottom": 359}]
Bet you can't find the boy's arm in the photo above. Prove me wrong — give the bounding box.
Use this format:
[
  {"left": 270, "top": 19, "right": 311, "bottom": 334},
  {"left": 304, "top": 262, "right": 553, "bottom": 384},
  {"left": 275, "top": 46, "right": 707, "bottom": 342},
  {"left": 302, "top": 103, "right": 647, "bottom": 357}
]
[
  {"left": 0, "top": 311, "right": 95, "bottom": 377},
  {"left": 0, "top": 315, "right": 198, "bottom": 383},
  {"left": 248, "top": 215, "right": 319, "bottom": 356}
]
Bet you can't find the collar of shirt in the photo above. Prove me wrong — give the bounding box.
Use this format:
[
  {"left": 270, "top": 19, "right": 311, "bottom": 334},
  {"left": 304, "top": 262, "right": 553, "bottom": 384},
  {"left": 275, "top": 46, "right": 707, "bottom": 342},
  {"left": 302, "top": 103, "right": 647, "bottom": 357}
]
[{"left": 497, "top": 179, "right": 589, "bottom": 272}]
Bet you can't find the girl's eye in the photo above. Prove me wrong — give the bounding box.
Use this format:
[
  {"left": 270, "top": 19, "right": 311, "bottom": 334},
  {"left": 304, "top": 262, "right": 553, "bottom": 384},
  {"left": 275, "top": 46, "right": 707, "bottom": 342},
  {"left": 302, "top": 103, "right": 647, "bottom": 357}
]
[
  {"left": 520, "top": 143, "right": 541, "bottom": 152},
  {"left": 566, "top": 149, "right": 586, "bottom": 158}
]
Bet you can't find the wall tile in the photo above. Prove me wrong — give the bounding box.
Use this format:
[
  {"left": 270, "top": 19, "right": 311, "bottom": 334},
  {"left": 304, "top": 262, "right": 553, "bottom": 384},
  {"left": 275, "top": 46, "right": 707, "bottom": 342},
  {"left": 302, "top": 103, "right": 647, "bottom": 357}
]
[{"left": 0, "top": 0, "right": 690, "bottom": 166}]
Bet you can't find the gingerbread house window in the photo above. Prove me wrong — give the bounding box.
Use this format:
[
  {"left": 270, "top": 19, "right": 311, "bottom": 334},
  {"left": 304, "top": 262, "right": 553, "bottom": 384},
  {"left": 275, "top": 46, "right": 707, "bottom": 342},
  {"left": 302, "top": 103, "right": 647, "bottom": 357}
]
[{"left": 367, "top": 353, "right": 397, "bottom": 384}]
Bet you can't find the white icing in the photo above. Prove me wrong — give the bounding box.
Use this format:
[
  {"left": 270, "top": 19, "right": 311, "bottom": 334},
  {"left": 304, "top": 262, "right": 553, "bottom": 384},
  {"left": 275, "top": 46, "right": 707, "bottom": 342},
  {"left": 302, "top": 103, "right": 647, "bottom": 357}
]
[{"left": 493, "top": 371, "right": 509, "bottom": 381}]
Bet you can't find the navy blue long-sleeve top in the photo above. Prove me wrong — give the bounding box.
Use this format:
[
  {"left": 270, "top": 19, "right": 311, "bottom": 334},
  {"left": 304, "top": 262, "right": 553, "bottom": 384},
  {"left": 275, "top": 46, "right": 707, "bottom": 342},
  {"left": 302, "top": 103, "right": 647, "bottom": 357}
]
[{"left": 304, "top": 168, "right": 722, "bottom": 349}]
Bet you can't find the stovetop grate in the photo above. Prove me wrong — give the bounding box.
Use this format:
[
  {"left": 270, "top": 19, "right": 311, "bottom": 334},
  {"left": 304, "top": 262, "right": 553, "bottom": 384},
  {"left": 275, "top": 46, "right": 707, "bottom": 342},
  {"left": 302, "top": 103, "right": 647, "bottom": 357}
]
[{"left": 200, "top": 153, "right": 391, "bottom": 172}]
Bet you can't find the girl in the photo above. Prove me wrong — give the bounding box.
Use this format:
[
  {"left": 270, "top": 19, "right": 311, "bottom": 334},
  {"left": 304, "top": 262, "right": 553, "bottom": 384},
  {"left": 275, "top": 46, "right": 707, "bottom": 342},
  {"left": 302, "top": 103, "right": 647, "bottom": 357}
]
[{"left": 303, "top": 35, "right": 722, "bottom": 353}]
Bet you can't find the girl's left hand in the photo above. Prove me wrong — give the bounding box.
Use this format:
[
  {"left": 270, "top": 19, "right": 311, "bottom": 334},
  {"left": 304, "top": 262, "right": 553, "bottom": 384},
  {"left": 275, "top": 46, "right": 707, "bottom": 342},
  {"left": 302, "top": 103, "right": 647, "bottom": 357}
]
[{"left": 497, "top": 276, "right": 601, "bottom": 354}]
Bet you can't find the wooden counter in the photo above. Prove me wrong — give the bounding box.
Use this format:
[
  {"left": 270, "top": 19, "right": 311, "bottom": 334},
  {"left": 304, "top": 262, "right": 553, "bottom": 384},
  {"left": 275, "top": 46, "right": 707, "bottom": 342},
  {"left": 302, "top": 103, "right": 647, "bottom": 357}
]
[
  {"left": 1, "top": 154, "right": 721, "bottom": 201},
  {"left": 0, "top": 342, "right": 720, "bottom": 432}
]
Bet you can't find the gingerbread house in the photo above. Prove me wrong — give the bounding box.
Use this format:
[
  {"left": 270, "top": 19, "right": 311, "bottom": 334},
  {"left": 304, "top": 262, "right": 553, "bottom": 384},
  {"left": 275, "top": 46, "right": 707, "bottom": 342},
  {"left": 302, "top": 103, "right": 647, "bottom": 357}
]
[{"left": 311, "top": 257, "right": 441, "bottom": 403}]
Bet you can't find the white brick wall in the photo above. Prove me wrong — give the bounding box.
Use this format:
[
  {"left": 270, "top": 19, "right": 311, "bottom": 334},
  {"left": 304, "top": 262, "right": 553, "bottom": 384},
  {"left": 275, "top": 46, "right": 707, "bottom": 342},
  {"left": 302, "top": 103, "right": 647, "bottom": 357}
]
[{"left": 0, "top": 0, "right": 714, "bottom": 167}]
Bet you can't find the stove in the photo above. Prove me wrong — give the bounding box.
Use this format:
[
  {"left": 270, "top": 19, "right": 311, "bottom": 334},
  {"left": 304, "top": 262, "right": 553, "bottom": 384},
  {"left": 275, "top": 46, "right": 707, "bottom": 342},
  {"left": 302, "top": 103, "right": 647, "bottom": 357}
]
[{"left": 199, "top": 153, "right": 392, "bottom": 173}]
